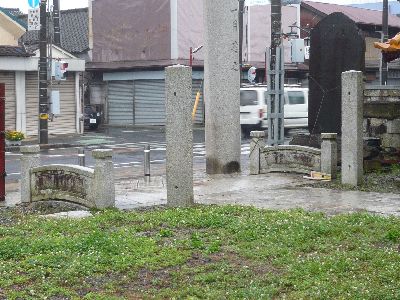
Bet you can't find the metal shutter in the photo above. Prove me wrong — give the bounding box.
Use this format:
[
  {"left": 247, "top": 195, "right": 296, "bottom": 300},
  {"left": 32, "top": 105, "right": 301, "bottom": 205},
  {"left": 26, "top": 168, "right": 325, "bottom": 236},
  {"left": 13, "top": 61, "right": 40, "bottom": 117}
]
[
  {"left": 26, "top": 72, "right": 76, "bottom": 136},
  {"left": 49, "top": 74, "right": 76, "bottom": 135},
  {"left": 107, "top": 81, "right": 134, "bottom": 125},
  {"left": 192, "top": 79, "right": 204, "bottom": 124},
  {"left": 134, "top": 80, "right": 165, "bottom": 125},
  {"left": 0, "top": 72, "right": 16, "bottom": 131},
  {"left": 25, "top": 72, "right": 39, "bottom": 136}
]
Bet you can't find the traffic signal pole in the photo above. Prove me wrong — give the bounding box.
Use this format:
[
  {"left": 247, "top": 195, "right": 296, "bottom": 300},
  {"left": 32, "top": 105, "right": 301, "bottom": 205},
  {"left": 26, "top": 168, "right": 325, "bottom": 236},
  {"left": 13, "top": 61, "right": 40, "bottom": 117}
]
[
  {"left": 53, "top": 0, "right": 61, "bottom": 46},
  {"left": 39, "top": 0, "right": 48, "bottom": 144},
  {"left": 266, "top": 0, "right": 285, "bottom": 146}
]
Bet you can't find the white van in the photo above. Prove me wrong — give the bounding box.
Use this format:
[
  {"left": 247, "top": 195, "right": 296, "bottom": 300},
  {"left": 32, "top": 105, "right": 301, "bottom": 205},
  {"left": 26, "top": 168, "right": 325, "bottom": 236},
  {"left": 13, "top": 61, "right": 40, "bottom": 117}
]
[{"left": 240, "top": 86, "right": 308, "bottom": 133}]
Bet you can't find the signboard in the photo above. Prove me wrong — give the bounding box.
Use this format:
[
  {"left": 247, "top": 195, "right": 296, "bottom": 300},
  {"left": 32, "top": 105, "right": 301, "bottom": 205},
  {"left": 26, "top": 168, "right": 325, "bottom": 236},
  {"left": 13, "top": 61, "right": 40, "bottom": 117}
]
[
  {"left": 245, "top": 0, "right": 271, "bottom": 6},
  {"left": 28, "top": 0, "right": 40, "bottom": 8},
  {"left": 248, "top": 66, "right": 257, "bottom": 83},
  {"left": 304, "top": 46, "right": 310, "bottom": 60},
  {"left": 28, "top": 8, "right": 40, "bottom": 31}
]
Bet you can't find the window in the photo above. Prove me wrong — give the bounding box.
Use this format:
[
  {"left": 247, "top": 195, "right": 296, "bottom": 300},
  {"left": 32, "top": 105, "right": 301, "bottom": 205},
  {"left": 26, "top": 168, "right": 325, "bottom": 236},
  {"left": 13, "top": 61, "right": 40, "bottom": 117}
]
[
  {"left": 240, "top": 90, "right": 258, "bottom": 106},
  {"left": 287, "top": 91, "right": 305, "bottom": 105}
]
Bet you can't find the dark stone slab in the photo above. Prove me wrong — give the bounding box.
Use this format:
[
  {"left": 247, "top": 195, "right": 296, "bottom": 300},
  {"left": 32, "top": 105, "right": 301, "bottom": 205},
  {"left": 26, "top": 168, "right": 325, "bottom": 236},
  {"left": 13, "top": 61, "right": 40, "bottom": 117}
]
[
  {"left": 364, "top": 102, "right": 400, "bottom": 120},
  {"left": 308, "top": 12, "right": 365, "bottom": 134}
]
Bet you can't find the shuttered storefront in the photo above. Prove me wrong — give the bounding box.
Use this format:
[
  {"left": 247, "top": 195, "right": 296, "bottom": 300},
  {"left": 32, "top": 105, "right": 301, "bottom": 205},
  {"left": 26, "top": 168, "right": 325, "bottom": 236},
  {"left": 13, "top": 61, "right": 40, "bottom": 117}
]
[
  {"left": 26, "top": 72, "right": 76, "bottom": 136},
  {"left": 106, "top": 78, "right": 204, "bottom": 126},
  {"left": 107, "top": 81, "right": 134, "bottom": 125},
  {"left": 0, "top": 72, "right": 16, "bottom": 131},
  {"left": 134, "top": 80, "right": 165, "bottom": 126}
]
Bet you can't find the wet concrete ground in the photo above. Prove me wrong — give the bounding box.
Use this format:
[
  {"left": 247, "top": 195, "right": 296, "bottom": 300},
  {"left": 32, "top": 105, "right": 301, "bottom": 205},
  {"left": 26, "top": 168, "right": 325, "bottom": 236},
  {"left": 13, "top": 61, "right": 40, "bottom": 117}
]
[
  {"left": 3, "top": 127, "right": 400, "bottom": 217},
  {"left": 114, "top": 171, "right": 400, "bottom": 217},
  {"left": 4, "top": 166, "right": 400, "bottom": 216}
]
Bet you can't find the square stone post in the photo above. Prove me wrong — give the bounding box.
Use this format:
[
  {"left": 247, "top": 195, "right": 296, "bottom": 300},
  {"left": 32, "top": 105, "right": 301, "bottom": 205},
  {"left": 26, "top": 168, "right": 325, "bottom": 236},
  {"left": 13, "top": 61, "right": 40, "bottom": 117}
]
[
  {"left": 204, "top": 0, "right": 241, "bottom": 174},
  {"left": 249, "top": 131, "right": 266, "bottom": 175},
  {"left": 91, "top": 149, "right": 115, "bottom": 209},
  {"left": 20, "top": 145, "right": 40, "bottom": 204},
  {"left": 165, "top": 65, "right": 194, "bottom": 207},
  {"left": 321, "top": 133, "right": 337, "bottom": 179},
  {"left": 341, "top": 71, "right": 364, "bottom": 186}
]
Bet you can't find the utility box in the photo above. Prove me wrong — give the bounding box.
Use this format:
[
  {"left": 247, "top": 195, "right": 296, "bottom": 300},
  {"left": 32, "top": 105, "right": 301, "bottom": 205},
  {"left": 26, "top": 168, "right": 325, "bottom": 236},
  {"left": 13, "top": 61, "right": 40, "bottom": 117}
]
[
  {"left": 291, "top": 39, "right": 305, "bottom": 63},
  {"left": 50, "top": 91, "right": 61, "bottom": 115}
]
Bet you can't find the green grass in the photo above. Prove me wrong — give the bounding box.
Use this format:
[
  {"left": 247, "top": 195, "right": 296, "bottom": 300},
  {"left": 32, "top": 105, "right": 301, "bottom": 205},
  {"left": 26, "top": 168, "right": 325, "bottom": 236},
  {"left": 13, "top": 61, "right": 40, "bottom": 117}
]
[{"left": 1, "top": 206, "right": 400, "bottom": 299}]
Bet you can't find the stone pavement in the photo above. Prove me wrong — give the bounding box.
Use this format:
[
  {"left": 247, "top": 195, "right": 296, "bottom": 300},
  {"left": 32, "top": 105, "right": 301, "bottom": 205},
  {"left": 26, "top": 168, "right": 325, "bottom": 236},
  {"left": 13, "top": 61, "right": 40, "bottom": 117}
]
[{"left": 3, "top": 167, "right": 400, "bottom": 217}]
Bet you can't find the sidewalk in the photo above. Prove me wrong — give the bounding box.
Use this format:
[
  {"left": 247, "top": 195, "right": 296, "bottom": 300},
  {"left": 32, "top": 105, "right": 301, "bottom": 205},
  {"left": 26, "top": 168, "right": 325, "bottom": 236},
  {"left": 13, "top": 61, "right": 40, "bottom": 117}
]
[{"left": 5, "top": 167, "right": 400, "bottom": 217}]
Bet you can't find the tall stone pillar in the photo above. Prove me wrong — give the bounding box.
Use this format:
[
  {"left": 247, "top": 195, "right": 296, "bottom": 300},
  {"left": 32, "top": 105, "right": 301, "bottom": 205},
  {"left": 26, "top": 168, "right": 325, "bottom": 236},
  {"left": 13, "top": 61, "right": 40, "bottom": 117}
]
[
  {"left": 204, "top": 0, "right": 241, "bottom": 174},
  {"left": 91, "top": 149, "right": 115, "bottom": 208},
  {"left": 341, "top": 71, "right": 364, "bottom": 186},
  {"left": 20, "top": 145, "right": 40, "bottom": 203},
  {"left": 165, "top": 65, "right": 194, "bottom": 207}
]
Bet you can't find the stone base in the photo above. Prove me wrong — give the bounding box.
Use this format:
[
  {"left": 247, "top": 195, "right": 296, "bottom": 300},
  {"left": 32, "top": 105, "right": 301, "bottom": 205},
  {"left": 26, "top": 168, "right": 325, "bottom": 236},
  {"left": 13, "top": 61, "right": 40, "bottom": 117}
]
[{"left": 5, "top": 140, "right": 21, "bottom": 147}]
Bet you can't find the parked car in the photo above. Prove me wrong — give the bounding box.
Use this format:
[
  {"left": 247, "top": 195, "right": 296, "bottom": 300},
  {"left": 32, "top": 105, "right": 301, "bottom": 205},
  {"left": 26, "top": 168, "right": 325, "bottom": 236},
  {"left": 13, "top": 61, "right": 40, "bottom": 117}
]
[
  {"left": 240, "top": 85, "right": 308, "bottom": 134},
  {"left": 84, "top": 105, "right": 101, "bottom": 130}
]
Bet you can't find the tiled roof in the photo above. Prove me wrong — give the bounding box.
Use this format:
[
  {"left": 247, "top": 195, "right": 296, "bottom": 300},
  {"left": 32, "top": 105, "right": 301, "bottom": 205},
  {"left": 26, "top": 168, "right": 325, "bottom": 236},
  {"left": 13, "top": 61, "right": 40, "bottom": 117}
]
[
  {"left": 21, "top": 8, "right": 89, "bottom": 54},
  {"left": 0, "top": 7, "right": 27, "bottom": 28},
  {"left": 302, "top": 1, "right": 400, "bottom": 28},
  {"left": 0, "top": 46, "right": 31, "bottom": 57}
]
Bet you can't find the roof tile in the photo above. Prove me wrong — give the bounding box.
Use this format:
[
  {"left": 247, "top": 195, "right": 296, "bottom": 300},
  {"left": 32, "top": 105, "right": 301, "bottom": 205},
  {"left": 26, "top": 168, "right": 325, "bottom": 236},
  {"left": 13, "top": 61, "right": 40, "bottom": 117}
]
[{"left": 303, "top": 1, "right": 400, "bottom": 28}]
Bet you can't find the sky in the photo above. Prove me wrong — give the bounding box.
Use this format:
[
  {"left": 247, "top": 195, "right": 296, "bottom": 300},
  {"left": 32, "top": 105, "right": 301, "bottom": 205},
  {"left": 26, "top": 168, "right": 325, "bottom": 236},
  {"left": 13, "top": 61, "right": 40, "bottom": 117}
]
[
  {"left": 0, "top": 0, "right": 88, "bottom": 12},
  {"left": 0, "top": 0, "right": 391, "bottom": 13}
]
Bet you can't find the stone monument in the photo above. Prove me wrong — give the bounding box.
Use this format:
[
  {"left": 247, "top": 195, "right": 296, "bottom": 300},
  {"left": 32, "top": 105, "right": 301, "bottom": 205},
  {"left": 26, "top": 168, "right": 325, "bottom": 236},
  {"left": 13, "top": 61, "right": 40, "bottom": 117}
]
[
  {"left": 308, "top": 12, "right": 365, "bottom": 135},
  {"left": 203, "top": 0, "right": 241, "bottom": 174}
]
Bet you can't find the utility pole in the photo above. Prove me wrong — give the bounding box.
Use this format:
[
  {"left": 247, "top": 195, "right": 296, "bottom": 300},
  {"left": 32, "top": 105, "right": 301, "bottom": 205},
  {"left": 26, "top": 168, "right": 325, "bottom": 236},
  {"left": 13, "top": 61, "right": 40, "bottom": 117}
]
[
  {"left": 53, "top": 0, "right": 61, "bottom": 46},
  {"left": 266, "top": 0, "right": 284, "bottom": 146},
  {"left": 238, "top": 0, "right": 245, "bottom": 84},
  {"left": 39, "top": 0, "right": 48, "bottom": 144},
  {"left": 0, "top": 83, "right": 5, "bottom": 203},
  {"left": 381, "top": 0, "right": 389, "bottom": 85}
]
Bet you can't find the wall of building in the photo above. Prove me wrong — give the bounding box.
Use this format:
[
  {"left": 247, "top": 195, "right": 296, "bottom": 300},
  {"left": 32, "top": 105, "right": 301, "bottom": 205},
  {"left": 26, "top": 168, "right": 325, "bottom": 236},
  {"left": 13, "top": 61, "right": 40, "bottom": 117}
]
[
  {"left": 0, "top": 26, "right": 18, "bottom": 46},
  {"left": 243, "top": 5, "right": 298, "bottom": 63},
  {"left": 91, "top": 0, "right": 171, "bottom": 62},
  {"left": 177, "top": 0, "right": 204, "bottom": 61}
]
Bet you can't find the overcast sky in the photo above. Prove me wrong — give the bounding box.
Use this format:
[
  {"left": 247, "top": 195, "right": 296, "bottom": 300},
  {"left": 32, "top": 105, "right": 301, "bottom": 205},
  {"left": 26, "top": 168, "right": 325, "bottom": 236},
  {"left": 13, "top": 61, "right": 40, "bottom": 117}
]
[
  {"left": 0, "top": 0, "right": 88, "bottom": 12},
  {"left": 0, "top": 0, "right": 389, "bottom": 13}
]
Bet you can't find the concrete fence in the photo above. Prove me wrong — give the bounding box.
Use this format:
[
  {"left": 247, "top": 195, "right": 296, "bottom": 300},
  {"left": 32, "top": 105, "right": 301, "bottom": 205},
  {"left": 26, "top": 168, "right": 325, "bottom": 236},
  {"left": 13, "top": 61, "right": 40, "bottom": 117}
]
[
  {"left": 21, "top": 146, "right": 115, "bottom": 209},
  {"left": 364, "top": 87, "right": 400, "bottom": 149}
]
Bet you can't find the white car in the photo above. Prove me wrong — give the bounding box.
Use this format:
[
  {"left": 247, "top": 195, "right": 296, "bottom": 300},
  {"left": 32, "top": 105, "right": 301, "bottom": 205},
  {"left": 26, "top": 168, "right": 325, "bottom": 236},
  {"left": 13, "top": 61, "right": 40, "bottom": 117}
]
[{"left": 240, "top": 86, "right": 308, "bottom": 134}]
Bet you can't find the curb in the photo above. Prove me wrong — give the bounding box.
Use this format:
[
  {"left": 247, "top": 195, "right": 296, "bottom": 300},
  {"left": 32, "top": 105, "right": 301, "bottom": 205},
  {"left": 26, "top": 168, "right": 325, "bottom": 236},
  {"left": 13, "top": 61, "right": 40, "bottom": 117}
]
[{"left": 6, "top": 143, "right": 82, "bottom": 153}]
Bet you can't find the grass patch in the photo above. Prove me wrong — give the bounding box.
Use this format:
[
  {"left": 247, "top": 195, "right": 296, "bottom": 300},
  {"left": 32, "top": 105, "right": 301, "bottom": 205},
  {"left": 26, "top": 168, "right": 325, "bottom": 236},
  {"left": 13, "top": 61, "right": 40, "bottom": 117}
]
[{"left": 0, "top": 206, "right": 399, "bottom": 299}]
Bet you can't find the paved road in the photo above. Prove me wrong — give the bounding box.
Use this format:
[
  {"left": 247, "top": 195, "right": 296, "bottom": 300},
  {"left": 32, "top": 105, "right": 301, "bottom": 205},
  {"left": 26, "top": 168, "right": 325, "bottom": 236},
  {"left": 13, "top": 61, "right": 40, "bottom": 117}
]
[{"left": 5, "top": 127, "right": 308, "bottom": 182}]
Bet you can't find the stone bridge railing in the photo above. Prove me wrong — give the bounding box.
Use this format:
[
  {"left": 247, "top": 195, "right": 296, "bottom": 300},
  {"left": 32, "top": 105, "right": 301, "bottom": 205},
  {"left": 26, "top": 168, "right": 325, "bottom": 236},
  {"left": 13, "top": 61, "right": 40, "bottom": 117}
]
[
  {"left": 250, "top": 132, "right": 337, "bottom": 176},
  {"left": 20, "top": 146, "right": 115, "bottom": 209}
]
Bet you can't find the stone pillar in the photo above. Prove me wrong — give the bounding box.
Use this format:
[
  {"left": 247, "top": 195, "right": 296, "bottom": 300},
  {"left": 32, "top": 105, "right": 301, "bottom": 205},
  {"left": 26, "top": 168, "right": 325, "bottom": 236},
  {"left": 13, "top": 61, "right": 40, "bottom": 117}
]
[
  {"left": 91, "top": 149, "right": 115, "bottom": 209},
  {"left": 249, "top": 131, "right": 266, "bottom": 175},
  {"left": 321, "top": 133, "right": 337, "bottom": 179},
  {"left": 341, "top": 71, "right": 364, "bottom": 186},
  {"left": 20, "top": 145, "right": 40, "bottom": 204},
  {"left": 165, "top": 65, "right": 194, "bottom": 207},
  {"left": 204, "top": 0, "right": 241, "bottom": 174}
]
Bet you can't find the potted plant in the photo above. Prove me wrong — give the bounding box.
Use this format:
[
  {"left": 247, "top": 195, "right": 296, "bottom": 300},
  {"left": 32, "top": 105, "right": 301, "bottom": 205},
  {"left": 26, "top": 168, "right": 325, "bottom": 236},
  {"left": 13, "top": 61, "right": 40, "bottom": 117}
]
[{"left": 5, "top": 130, "right": 25, "bottom": 146}]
